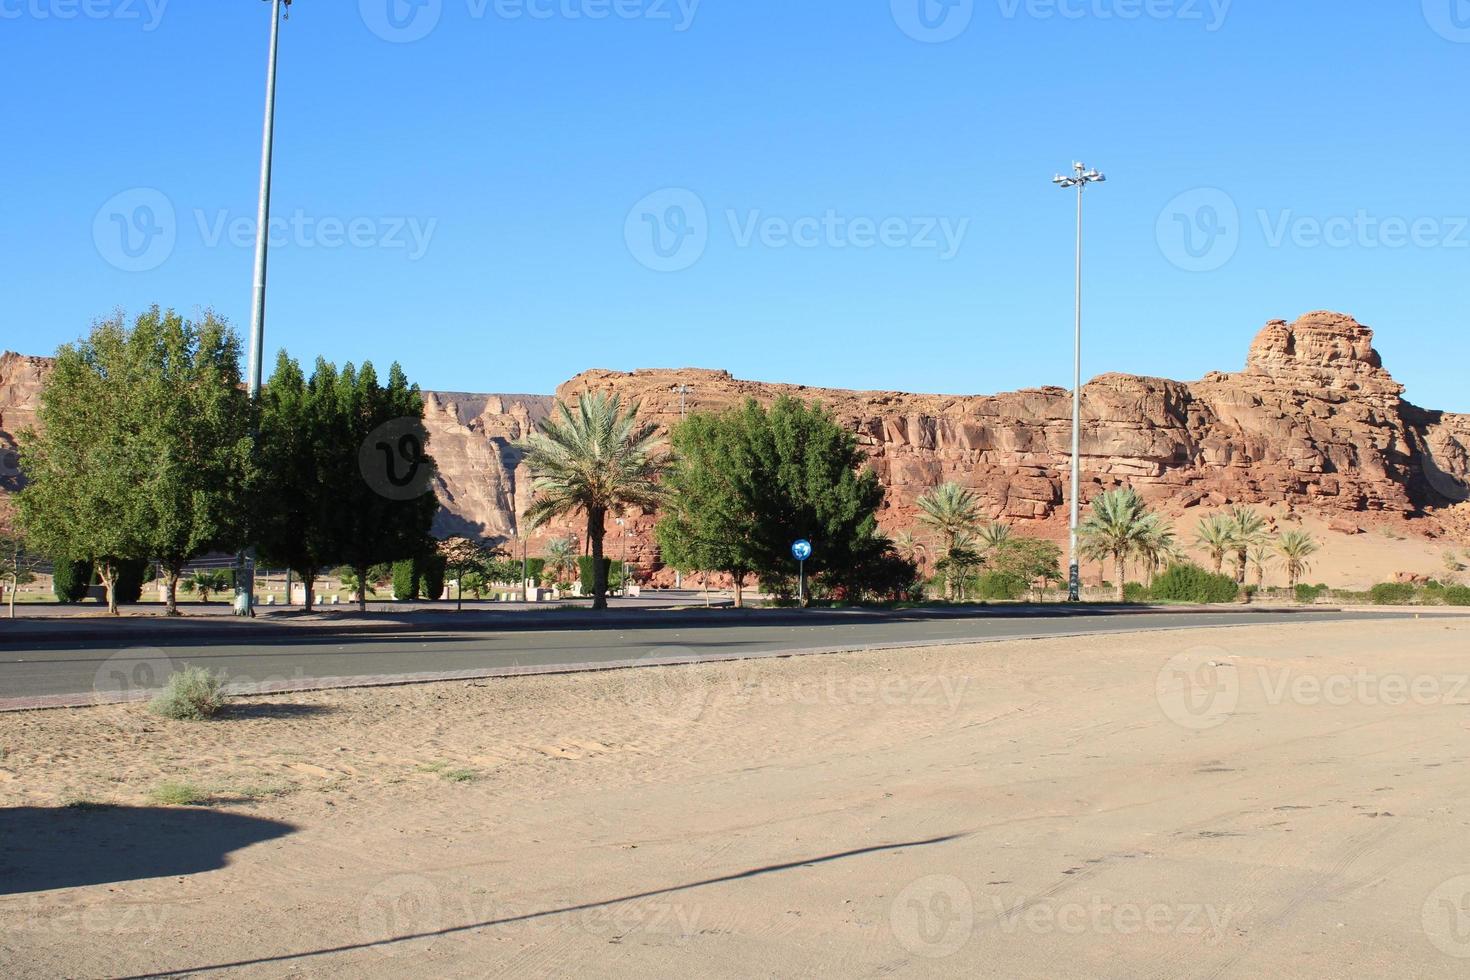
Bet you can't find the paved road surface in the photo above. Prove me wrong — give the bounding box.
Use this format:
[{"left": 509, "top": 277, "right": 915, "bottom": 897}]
[{"left": 0, "top": 609, "right": 1430, "bottom": 703}]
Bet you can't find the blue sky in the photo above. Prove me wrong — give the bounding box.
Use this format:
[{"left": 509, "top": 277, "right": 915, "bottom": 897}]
[{"left": 4, "top": 1, "right": 1468, "bottom": 410}]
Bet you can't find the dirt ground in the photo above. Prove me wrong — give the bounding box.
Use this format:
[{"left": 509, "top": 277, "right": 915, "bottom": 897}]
[{"left": 3, "top": 618, "right": 1470, "bottom": 978}]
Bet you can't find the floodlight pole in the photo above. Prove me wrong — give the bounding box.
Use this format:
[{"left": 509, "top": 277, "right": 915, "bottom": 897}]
[
  {"left": 1052, "top": 162, "right": 1105, "bottom": 603},
  {"left": 672, "top": 384, "right": 691, "bottom": 589}
]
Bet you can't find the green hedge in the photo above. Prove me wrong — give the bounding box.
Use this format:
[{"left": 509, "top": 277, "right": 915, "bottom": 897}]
[
  {"left": 419, "top": 553, "right": 446, "bottom": 601},
  {"left": 1295, "top": 583, "right": 1329, "bottom": 604},
  {"left": 392, "top": 559, "right": 419, "bottom": 600},
  {"left": 1444, "top": 585, "right": 1470, "bottom": 607},
  {"left": 977, "top": 571, "right": 1028, "bottom": 601},
  {"left": 51, "top": 558, "right": 92, "bottom": 603},
  {"left": 1122, "top": 582, "right": 1151, "bottom": 604},
  {"left": 114, "top": 559, "right": 149, "bottom": 604},
  {"left": 577, "top": 556, "right": 613, "bottom": 592},
  {"left": 524, "top": 557, "right": 546, "bottom": 587},
  {"left": 1369, "top": 582, "right": 1415, "bottom": 606},
  {"left": 1151, "top": 564, "right": 1239, "bottom": 604}
]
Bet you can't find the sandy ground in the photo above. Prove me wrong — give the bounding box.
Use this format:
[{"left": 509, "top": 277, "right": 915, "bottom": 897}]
[{"left": 3, "top": 618, "right": 1470, "bottom": 978}]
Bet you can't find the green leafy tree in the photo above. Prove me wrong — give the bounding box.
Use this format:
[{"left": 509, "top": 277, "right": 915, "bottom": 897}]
[
  {"left": 521, "top": 392, "right": 665, "bottom": 610},
  {"left": 656, "top": 411, "right": 761, "bottom": 606},
  {"left": 916, "top": 482, "right": 983, "bottom": 601},
  {"left": 1, "top": 530, "right": 40, "bottom": 618},
  {"left": 1079, "top": 487, "right": 1162, "bottom": 602},
  {"left": 438, "top": 536, "right": 498, "bottom": 610},
  {"left": 989, "top": 536, "right": 1064, "bottom": 601},
  {"left": 17, "top": 309, "right": 251, "bottom": 614},
  {"left": 1275, "top": 530, "right": 1320, "bottom": 587}
]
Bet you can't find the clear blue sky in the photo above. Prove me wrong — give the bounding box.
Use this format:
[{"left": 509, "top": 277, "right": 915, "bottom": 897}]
[{"left": 4, "top": 1, "right": 1468, "bottom": 410}]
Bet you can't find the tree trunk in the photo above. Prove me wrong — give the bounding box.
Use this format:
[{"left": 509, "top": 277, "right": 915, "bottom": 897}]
[
  {"left": 588, "top": 508, "right": 608, "bottom": 610},
  {"left": 1235, "top": 549, "right": 1247, "bottom": 584},
  {"left": 1115, "top": 552, "right": 1127, "bottom": 603},
  {"left": 98, "top": 560, "right": 119, "bottom": 616},
  {"left": 303, "top": 569, "right": 316, "bottom": 612},
  {"left": 7, "top": 577, "right": 14, "bottom": 619},
  {"left": 356, "top": 564, "right": 368, "bottom": 613},
  {"left": 456, "top": 566, "right": 464, "bottom": 612},
  {"left": 733, "top": 572, "right": 744, "bottom": 609},
  {"left": 164, "top": 563, "right": 182, "bottom": 617},
  {"left": 1212, "top": 554, "right": 1224, "bottom": 576}
]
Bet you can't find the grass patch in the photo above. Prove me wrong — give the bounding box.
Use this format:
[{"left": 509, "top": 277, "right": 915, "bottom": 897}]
[
  {"left": 148, "top": 781, "right": 210, "bottom": 806},
  {"left": 416, "top": 761, "right": 478, "bottom": 783},
  {"left": 148, "top": 666, "right": 228, "bottom": 721}
]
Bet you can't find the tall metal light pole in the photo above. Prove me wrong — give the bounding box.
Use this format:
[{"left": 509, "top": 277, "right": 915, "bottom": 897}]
[
  {"left": 237, "top": 0, "right": 292, "bottom": 616},
  {"left": 1052, "top": 162, "right": 1105, "bottom": 603},
  {"left": 671, "top": 384, "right": 691, "bottom": 589}
]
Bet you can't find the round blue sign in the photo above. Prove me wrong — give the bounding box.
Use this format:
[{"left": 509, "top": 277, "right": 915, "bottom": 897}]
[{"left": 791, "top": 539, "right": 813, "bottom": 562}]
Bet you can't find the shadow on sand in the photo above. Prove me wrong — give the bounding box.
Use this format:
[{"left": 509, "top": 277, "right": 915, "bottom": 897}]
[{"left": 0, "top": 805, "right": 296, "bottom": 895}]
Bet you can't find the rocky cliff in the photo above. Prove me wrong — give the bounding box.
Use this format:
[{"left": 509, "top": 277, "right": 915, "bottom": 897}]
[{"left": 4, "top": 313, "right": 1469, "bottom": 569}]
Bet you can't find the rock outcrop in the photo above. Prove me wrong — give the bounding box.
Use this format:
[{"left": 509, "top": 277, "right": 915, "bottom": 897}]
[{"left": 4, "top": 313, "right": 1468, "bottom": 568}]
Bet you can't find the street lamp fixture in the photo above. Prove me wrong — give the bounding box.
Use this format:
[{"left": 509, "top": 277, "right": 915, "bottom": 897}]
[{"left": 1052, "top": 161, "right": 1106, "bottom": 603}]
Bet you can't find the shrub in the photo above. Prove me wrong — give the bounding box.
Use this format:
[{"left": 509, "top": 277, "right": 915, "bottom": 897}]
[
  {"left": 1151, "top": 563, "right": 1239, "bottom": 604},
  {"left": 148, "top": 667, "right": 227, "bottom": 721},
  {"left": 577, "top": 556, "right": 614, "bottom": 591},
  {"left": 977, "top": 571, "right": 1028, "bottom": 601},
  {"left": 1368, "top": 582, "right": 1416, "bottom": 606},
  {"left": 113, "top": 559, "right": 151, "bottom": 604},
  {"left": 51, "top": 558, "right": 92, "bottom": 603},
  {"left": 419, "top": 553, "right": 447, "bottom": 601},
  {"left": 149, "top": 782, "right": 209, "bottom": 806},
  {"left": 1443, "top": 585, "right": 1470, "bottom": 607},
  {"left": 392, "top": 559, "right": 419, "bottom": 600},
  {"left": 1295, "top": 583, "right": 1329, "bottom": 604},
  {"left": 1122, "top": 582, "right": 1151, "bottom": 604},
  {"left": 524, "top": 557, "right": 546, "bottom": 586}
]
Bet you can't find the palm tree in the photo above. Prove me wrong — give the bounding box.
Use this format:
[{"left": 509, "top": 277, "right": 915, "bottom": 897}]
[
  {"left": 1194, "top": 514, "right": 1235, "bottom": 576},
  {"left": 916, "top": 482, "right": 982, "bottom": 600},
  {"left": 976, "top": 520, "right": 1013, "bottom": 554},
  {"left": 522, "top": 392, "right": 665, "bottom": 610},
  {"left": 544, "top": 536, "right": 579, "bottom": 589},
  {"left": 1137, "top": 520, "right": 1183, "bottom": 586},
  {"left": 1275, "top": 530, "right": 1320, "bottom": 587},
  {"left": 1248, "top": 542, "right": 1275, "bottom": 588},
  {"left": 1079, "top": 487, "right": 1160, "bottom": 602},
  {"left": 1225, "top": 506, "right": 1269, "bottom": 584}
]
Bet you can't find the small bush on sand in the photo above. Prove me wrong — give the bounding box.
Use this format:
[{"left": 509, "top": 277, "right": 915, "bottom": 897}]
[
  {"left": 148, "top": 667, "right": 227, "bottom": 721},
  {"left": 1151, "top": 564, "right": 1238, "bottom": 604},
  {"left": 1443, "top": 585, "right": 1470, "bottom": 607},
  {"left": 1368, "top": 582, "right": 1416, "bottom": 606},
  {"left": 149, "top": 782, "right": 209, "bottom": 806},
  {"left": 1295, "top": 583, "right": 1329, "bottom": 604}
]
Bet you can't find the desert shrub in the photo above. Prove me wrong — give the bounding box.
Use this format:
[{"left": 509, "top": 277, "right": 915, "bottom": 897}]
[
  {"left": 148, "top": 667, "right": 227, "bottom": 721},
  {"left": 1368, "top": 582, "right": 1416, "bottom": 606},
  {"left": 1443, "top": 585, "right": 1470, "bottom": 607},
  {"left": 976, "top": 571, "right": 1028, "bottom": 601},
  {"left": 1151, "top": 563, "right": 1239, "bottom": 604},
  {"left": 149, "top": 782, "right": 208, "bottom": 806},
  {"left": 392, "top": 559, "right": 419, "bottom": 600},
  {"left": 1295, "top": 583, "right": 1329, "bottom": 604},
  {"left": 51, "top": 558, "right": 92, "bottom": 603},
  {"left": 1122, "top": 581, "right": 1151, "bottom": 604}
]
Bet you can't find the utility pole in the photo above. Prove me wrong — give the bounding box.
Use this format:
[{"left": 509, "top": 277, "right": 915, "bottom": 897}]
[
  {"left": 672, "top": 384, "right": 691, "bottom": 589},
  {"left": 1052, "top": 161, "right": 1106, "bottom": 603}
]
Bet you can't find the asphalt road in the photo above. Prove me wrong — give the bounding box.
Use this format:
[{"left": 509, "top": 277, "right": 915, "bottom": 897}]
[{"left": 0, "top": 608, "right": 1432, "bottom": 703}]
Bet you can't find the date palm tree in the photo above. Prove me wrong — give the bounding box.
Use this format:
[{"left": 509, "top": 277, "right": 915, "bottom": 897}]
[
  {"left": 1079, "top": 487, "right": 1160, "bottom": 602},
  {"left": 1226, "top": 506, "right": 1269, "bottom": 584},
  {"left": 1137, "top": 520, "right": 1183, "bottom": 587},
  {"left": 522, "top": 392, "right": 665, "bottom": 610},
  {"left": 544, "top": 536, "right": 579, "bottom": 589},
  {"left": 1275, "top": 530, "right": 1320, "bottom": 588},
  {"left": 916, "top": 482, "right": 982, "bottom": 600},
  {"left": 1194, "top": 514, "right": 1235, "bottom": 576},
  {"left": 1248, "top": 542, "right": 1275, "bottom": 588},
  {"left": 976, "top": 520, "right": 1013, "bottom": 555}
]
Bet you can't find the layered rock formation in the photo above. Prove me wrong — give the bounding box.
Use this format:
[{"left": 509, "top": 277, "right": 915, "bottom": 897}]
[{"left": 4, "top": 313, "right": 1469, "bottom": 570}]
